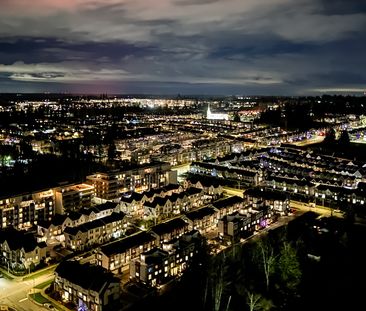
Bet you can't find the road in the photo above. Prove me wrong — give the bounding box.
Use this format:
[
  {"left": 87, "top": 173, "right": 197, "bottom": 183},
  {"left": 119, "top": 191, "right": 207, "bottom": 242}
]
[
  {"left": 292, "top": 135, "right": 324, "bottom": 146},
  {"left": 223, "top": 187, "right": 244, "bottom": 198},
  {"left": 290, "top": 200, "right": 344, "bottom": 218},
  {"left": 0, "top": 270, "right": 55, "bottom": 311}
]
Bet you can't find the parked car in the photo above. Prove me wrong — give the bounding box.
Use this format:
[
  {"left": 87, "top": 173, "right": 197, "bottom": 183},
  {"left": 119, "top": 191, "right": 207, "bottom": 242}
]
[{"left": 43, "top": 303, "right": 55, "bottom": 309}]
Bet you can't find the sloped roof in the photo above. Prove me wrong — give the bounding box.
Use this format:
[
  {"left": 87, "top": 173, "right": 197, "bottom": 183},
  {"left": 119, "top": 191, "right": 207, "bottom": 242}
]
[
  {"left": 55, "top": 261, "right": 119, "bottom": 293},
  {"left": 150, "top": 218, "right": 188, "bottom": 235},
  {"left": 100, "top": 231, "right": 155, "bottom": 256}
]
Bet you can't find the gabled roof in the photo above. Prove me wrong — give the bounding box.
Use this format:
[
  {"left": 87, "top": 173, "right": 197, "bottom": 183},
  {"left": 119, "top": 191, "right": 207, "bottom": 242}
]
[
  {"left": 144, "top": 196, "right": 169, "bottom": 208},
  {"left": 0, "top": 229, "right": 44, "bottom": 252},
  {"left": 100, "top": 231, "right": 155, "bottom": 256},
  {"left": 185, "top": 207, "right": 216, "bottom": 220},
  {"left": 185, "top": 187, "right": 202, "bottom": 196},
  {"left": 55, "top": 261, "right": 119, "bottom": 293},
  {"left": 244, "top": 187, "right": 288, "bottom": 201},
  {"left": 64, "top": 212, "right": 125, "bottom": 235},
  {"left": 150, "top": 218, "right": 188, "bottom": 236},
  {"left": 212, "top": 196, "right": 243, "bottom": 210},
  {"left": 120, "top": 193, "right": 144, "bottom": 204},
  {"left": 162, "top": 184, "right": 180, "bottom": 192},
  {"left": 186, "top": 174, "right": 222, "bottom": 188},
  {"left": 37, "top": 213, "right": 69, "bottom": 228}
]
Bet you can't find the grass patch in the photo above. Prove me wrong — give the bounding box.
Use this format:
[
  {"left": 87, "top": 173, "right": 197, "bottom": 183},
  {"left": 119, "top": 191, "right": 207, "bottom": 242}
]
[
  {"left": 23, "top": 265, "right": 57, "bottom": 281},
  {"left": 34, "top": 278, "right": 54, "bottom": 289},
  {"left": 0, "top": 267, "right": 14, "bottom": 280},
  {"left": 30, "top": 292, "right": 50, "bottom": 304}
]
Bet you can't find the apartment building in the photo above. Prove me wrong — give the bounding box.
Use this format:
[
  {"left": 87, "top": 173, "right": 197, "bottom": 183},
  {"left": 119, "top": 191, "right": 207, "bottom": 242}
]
[
  {"left": 0, "top": 229, "right": 47, "bottom": 271},
  {"left": 130, "top": 230, "right": 201, "bottom": 287},
  {"left": 64, "top": 212, "right": 126, "bottom": 251},
  {"left": 55, "top": 183, "right": 94, "bottom": 214},
  {"left": 0, "top": 189, "right": 54, "bottom": 229},
  {"left": 97, "top": 231, "right": 156, "bottom": 274},
  {"left": 54, "top": 261, "right": 120, "bottom": 311},
  {"left": 87, "top": 162, "right": 177, "bottom": 201}
]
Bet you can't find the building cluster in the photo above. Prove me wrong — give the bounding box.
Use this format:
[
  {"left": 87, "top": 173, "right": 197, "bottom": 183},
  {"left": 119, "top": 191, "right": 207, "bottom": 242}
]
[
  {"left": 0, "top": 162, "right": 176, "bottom": 230},
  {"left": 51, "top": 179, "right": 282, "bottom": 310},
  {"left": 189, "top": 146, "right": 366, "bottom": 212},
  {"left": 4, "top": 95, "right": 365, "bottom": 310}
]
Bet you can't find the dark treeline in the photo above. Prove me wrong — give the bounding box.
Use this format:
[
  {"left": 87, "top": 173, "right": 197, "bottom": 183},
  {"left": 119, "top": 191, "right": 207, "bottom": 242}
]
[
  {"left": 130, "top": 212, "right": 365, "bottom": 311},
  {"left": 0, "top": 153, "right": 103, "bottom": 198},
  {"left": 259, "top": 95, "right": 366, "bottom": 130}
]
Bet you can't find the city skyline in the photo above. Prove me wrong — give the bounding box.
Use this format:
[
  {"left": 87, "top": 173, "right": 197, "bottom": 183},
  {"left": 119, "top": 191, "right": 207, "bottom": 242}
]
[{"left": 0, "top": 0, "right": 365, "bottom": 95}]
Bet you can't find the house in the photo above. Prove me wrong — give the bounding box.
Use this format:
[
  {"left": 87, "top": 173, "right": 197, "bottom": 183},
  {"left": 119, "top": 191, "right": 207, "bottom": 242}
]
[
  {"left": 183, "top": 207, "right": 218, "bottom": 232},
  {"left": 97, "top": 231, "right": 156, "bottom": 274},
  {"left": 211, "top": 195, "right": 244, "bottom": 218},
  {"left": 244, "top": 187, "right": 289, "bottom": 215},
  {"left": 143, "top": 197, "right": 173, "bottom": 222},
  {"left": 130, "top": 230, "right": 202, "bottom": 287},
  {"left": 218, "top": 208, "right": 273, "bottom": 242},
  {"left": 37, "top": 214, "right": 71, "bottom": 245},
  {"left": 80, "top": 202, "right": 120, "bottom": 222},
  {"left": 119, "top": 193, "right": 146, "bottom": 216},
  {"left": 64, "top": 212, "right": 126, "bottom": 251},
  {"left": 54, "top": 261, "right": 120, "bottom": 311},
  {"left": 185, "top": 175, "right": 223, "bottom": 199},
  {"left": 0, "top": 229, "right": 47, "bottom": 272},
  {"left": 150, "top": 218, "right": 189, "bottom": 245},
  {"left": 130, "top": 248, "right": 170, "bottom": 287}
]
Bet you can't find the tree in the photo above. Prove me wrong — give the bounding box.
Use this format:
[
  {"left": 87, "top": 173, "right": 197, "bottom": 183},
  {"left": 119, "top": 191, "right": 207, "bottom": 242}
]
[
  {"left": 204, "top": 252, "right": 232, "bottom": 311},
  {"left": 255, "top": 239, "right": 277, "bottom": 291},
  {"left": 277, "top": 242, "right": 302, "bottom": 291},
  {"left": 233, "top": 112, "right": 241, "bottom": 122},
  {"left": 107, "top": 142, "right": 117, "bottom": 160},
  {"left": 247, "top": 292, "right": 262, "bottom": 311},
  {"left": 338, "top": 130, "right": 350, "bottom": 146},
  {"left": 247, "top": 291, "right": 274, "bottom": 311},
  {"left": 211, "top": 255, "right": 225, "bottom": 311},
  {"left": 19, "top": 139, "right": 34, "bottom": 158},
  {"left": 323, "top": 128, "right": 336, "bottom": 145}
]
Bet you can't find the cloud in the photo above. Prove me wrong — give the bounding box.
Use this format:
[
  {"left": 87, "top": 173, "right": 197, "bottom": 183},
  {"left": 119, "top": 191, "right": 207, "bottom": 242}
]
[{"left": 0, "top": 0, "right": 365, "bottom": 94}]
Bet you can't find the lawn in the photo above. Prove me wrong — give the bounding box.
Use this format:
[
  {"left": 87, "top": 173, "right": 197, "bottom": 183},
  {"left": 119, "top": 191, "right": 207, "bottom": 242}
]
[
  {"left": 34, "top": 278, "right": 54, "bottom": 289},
  {"left": 30, "top": 292, "right": 50, "bottom": 304}
]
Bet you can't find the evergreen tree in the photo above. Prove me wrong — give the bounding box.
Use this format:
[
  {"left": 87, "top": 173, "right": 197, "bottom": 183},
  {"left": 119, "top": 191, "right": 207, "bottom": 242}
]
[
  {"left": 338, "top": 130, "right": 350, "bottom": 146},
  {"left": 323, "top": 128, "right": 336, "bottom": 144}
]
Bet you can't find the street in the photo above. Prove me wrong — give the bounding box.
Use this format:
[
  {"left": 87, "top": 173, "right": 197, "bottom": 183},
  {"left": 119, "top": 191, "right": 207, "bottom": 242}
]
[
  {"left": 223, "top": 187, "right": 243, "bottom": 198},
  {"left": 290, "top": 200, "right": 344, "bottom": 218},
  {"left": 0, "top": 271, "right": 54, "bottom": 311}
]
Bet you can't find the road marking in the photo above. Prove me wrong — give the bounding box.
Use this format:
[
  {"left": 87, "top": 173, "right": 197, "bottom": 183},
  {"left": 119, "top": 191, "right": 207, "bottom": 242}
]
[{"left": 18, "top": 297, "right": 28, "bottom": 302}]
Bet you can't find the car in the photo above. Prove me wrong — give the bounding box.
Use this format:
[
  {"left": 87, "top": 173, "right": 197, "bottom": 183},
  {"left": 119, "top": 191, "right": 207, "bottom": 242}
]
[{"left": 43, "top": 303, "right": 55, "bottom": 309}]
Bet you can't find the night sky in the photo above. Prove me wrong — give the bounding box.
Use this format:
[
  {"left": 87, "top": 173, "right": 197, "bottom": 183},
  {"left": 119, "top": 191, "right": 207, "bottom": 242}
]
[{"left": 0, "top": 0, "right": 365, "bottom": 95}]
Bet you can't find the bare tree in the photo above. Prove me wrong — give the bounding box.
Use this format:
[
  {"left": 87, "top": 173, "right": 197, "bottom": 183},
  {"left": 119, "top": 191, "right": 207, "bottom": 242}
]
[
  {"left": 212, "top": 255, "right": 225, "bottom": 311},
  {"left": 205, "top": 252, "right": 231, "bottom": 311},
  {"left": 257, "top": 239, "right": 277, "bottom": 291},
  {"left": 247, "top": 291, "right": 274, "bottom": 311},
  {"left": 247, "top": 292, "right": 262, "bottom": 311}
]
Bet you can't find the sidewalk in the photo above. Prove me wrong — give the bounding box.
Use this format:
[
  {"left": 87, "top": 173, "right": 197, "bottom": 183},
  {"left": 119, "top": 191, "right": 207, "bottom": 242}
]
[
  {"left": 22, "top": 264, "right": 57, "bottom": 281},
  {"left": 28, "top": 283, "right": 72, "bottom": 311},
  {"left": 0, "top": 263, "right": 57, "bottom": 282}
]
